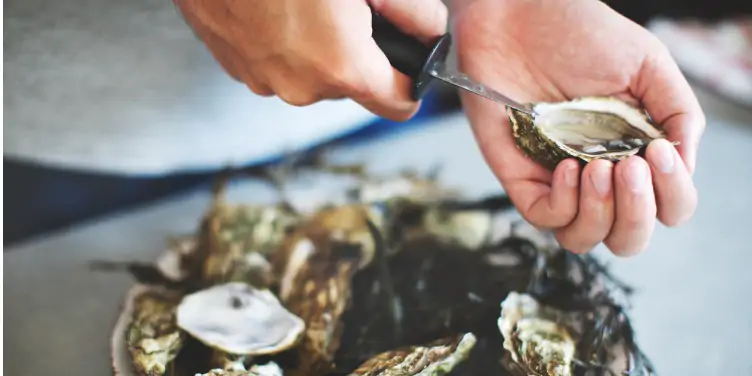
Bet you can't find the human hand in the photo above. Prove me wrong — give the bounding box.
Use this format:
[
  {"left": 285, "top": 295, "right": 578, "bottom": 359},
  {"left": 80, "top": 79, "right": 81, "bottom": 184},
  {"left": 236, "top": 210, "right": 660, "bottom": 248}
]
[
  {"left": 173, "top": 0, "right": 447, "bottom": 121},
  {"left": 452, "top": 0, "right": 705, "bottom": 256}
]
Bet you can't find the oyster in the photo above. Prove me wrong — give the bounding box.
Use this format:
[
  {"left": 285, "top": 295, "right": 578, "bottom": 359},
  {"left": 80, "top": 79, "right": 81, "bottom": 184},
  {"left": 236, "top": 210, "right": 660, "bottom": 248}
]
[
  {"left": 508, "top": 97, "right": 671, "bottom": 171},
  {"left": 421, "top": 208, "right": 493, "bottom": 250},
  {"left": 275, "top": 204, "right": 384, "bottom": 301},
  {"left": 198, "top": 362, "right": 284, "bottom": 376},
  {"left": 199, "top": 202, "right": 301, "bottom": 288},
  {"left": 176, "top": 282, "right": 305, "bottom": 356},
  {"left": 274, "top": 205, "right": 384, "bottom": 375},
  {"left": 348, "top": 333, "right": 477, "bottom": 376},
  {"left": 354, "top": 170, "right": 461, "bottom": 205},
  {"left": 112, "top": 285, "right": 185, "bottom": 376},
  {"left": 498, "top": 292, "right": 575, "bottom": 376}
]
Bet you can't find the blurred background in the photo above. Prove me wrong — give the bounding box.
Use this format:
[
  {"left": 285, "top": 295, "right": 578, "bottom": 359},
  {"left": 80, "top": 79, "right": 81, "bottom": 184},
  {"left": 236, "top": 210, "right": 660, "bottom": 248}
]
[
  {"left": 4, "top": 0, "right": 752, "bottom": 246},
  {"left": 3, "top": 0, "right": 752, "bottom": 375}
]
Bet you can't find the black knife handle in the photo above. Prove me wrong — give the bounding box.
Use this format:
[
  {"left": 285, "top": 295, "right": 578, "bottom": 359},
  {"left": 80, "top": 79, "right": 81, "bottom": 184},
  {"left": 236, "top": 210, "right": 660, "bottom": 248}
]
[{"left": 371, "top": 12, "right": 452, "bottom": 101}]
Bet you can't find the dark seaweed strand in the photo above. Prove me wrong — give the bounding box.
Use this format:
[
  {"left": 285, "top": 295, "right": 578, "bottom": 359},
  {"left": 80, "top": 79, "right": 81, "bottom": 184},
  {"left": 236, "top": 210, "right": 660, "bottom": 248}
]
[
  {"left": 365, "top": 217, "right": 403, "bottom": 343},
  {"left": 493, "top": 222, "right": 654, "bottom": 376},
  {"left": 88, "top": 260, "right": 200, "bottom": 292}
]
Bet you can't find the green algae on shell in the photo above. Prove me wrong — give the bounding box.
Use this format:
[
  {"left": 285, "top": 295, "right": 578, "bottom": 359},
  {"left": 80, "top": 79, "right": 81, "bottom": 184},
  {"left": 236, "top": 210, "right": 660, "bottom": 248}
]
[{"left": 508, "top": 97, "right": 673, "bottom": 171}]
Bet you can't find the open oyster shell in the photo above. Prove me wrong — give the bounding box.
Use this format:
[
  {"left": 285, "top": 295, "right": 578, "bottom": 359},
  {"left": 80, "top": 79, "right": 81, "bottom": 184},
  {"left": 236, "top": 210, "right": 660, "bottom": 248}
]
[
  {"left": 348, "top": 332, "right": 477, "bottom": 376},
  {"left": 508, "top": 97, "right": 671, "bottom": 171},
  {"left": 176, "top": 282, "right": 305, "bottom": 356},
  {"left": 111, "top": 284, "right": 185, "bottom": 376}
]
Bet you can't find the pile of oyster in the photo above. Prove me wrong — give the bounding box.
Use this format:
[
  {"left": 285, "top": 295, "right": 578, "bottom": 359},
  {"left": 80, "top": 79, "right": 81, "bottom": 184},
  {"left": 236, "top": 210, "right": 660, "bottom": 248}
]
[{"left": 102, "top": 157, "right": 656, "bottom": 376}]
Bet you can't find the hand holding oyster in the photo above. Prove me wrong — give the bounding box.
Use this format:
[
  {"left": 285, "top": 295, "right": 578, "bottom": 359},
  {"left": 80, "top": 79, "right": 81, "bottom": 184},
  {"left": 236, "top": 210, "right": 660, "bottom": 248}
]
[{"left": 454, "top": 0, "right": 704, "bottom": 257}]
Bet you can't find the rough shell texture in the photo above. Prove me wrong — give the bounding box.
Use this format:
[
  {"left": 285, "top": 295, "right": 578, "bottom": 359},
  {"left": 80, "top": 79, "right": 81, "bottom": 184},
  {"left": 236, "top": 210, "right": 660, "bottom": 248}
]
[
  {"left": 111, "top": 284, "right": 185, "bottom": 376},
  {"left": 508, "top": 96, "right": 668, "bottom": 171},
  {"left": 498, "top": 292, "right": 575, "bottom": 376},
  {"left": 200, "top": 204, "right": 301, "bottom": 288},
  {"left": 348, "top": 333, "right": 477, "bottom": 376},
  {"left": 176, "top": 282, "right": 305, "bottom": 356},
  {"left": 198, "top": 362, "right": 283, "bottom": 376}
]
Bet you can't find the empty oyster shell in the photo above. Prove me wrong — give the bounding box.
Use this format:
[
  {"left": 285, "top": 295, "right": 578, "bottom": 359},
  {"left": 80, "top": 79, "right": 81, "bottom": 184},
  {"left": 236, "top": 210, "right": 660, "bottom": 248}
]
[
  {"left": 508, "top": 97, "right": 671, "bottom": 171},
  {"left": 176, "top": 282, "right": 305, "bottom": 356},
  {"left": 348, "top": 332, "right": 477, "bottom": 376},
  {"left": 498, "top": 292, "right": 576, "bottom": 376},
  {"left": 111, "top": 284, "right": 185, "bottom": 376}
]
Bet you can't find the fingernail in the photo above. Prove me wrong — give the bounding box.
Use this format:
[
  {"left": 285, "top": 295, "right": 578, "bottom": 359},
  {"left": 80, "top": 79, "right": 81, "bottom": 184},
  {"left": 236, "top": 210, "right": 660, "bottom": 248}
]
[
  {"left": 624, "top": 160, "right": 649, "bottom": 193},
  {"left": 564, "top": 163, "right": 579, "bottom": 188},
  {"left": 590, "top": 166, "right": 611, "bottom": 197},
  {"left": 652, "top": 140, "right": 676, "bottom": 174}
]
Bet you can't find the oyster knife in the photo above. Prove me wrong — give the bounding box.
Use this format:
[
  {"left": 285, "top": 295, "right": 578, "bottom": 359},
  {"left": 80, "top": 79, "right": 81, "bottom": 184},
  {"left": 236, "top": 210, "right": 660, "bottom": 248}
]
[{"left": 371, "top": 13, "right": 533, "bottom": 115}]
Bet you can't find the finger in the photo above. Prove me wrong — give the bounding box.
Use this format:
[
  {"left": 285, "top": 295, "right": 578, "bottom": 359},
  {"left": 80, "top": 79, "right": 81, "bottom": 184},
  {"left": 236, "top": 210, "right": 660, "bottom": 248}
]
[
  {"left": 508, "top": 159, "right": 580, "bottom": 229},
  {"left": 367, "top": 0, "right": 448, "bottom": 44},
  {"left": 244, "top": 74, "right": 274, "bottom": 97},
  {"left": 604, "top": 156, "right": 657, "bottom": 257},
  {"left": 555, "top": 159, "right": 615, "bottom": 253},
  {"left": 344, "top": 39, "right": 420, "bottom": 121},
  {"left": 631, "top": 41, "right": 706, "bottom": 174},
  {"left": 645, "top": 138, "right": 698, "bottom": 227}
]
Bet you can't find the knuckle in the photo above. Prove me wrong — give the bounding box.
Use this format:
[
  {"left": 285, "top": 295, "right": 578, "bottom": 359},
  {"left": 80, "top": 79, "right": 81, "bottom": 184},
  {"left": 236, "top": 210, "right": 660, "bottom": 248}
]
[
  {"left": 325, "top": 67, "right": 365, "bottom": 97},
  {"left": 277, "top": 90, "right": 320, "bottom": 107}
]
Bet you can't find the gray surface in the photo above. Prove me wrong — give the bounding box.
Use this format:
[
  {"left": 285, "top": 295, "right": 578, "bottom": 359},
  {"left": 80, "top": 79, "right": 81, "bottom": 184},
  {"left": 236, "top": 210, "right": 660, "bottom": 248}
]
[
  {"left": 5, "top": 87, "right": 752, "bottom": 375},
  {"left": 3, "top": 0, "right": 379, "bottom": 175}
]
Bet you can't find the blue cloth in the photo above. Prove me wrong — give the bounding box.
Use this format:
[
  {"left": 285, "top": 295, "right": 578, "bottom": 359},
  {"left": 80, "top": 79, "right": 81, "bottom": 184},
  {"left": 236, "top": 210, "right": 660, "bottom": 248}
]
[{"left": 4, "top": 91, "right": 461, "bottom": 247}]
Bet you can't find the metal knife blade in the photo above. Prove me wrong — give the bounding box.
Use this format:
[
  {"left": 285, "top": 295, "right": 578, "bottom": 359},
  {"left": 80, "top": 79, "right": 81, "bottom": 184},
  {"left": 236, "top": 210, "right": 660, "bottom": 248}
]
[{"left": 428, "top": 61, "right": 534, "bottom": 115}]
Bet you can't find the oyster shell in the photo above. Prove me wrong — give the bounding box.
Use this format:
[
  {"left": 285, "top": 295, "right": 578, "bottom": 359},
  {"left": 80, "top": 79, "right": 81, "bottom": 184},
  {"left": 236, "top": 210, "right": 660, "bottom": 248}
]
[
  {"left": 354, "top": 171, "right": 461, "bottom": 205},
  {"left": 275, "top": 204, "right": 384, "bottom": 301},
  {"left": 348, "top": 332, "right": 477, "bottom": 376},
  {"left": 498, "top": 292, "right": 575, "bottom": 376},
  {"left": 176, "top": 282, "right": 305, "bottom": 356},
  {"left": 200, "top": 203, "right": 301, "bottom": 288},
  {"left": 508, "top": 97, "right": 671, "bottom": 170},
  {"left": 273, "top": 204, "right": 384, "bottom": 375},
  {"left": 111, "top": 284, "right": 185, "bottom": 376},
  {"left": 421, "top": 208, "right": 493, "bottom": 250},
  {"left": 198, "top": 362, "right": 284, "bottom": 376}
]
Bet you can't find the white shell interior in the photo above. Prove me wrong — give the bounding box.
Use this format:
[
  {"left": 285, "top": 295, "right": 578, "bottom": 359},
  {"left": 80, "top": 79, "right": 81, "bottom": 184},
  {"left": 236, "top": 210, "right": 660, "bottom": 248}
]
[
  {"left": 176, "top": 282, "right": 305, "bottom": 355},
  {"left": 532, "top": 98, "right": 664, "bottom": 155}
]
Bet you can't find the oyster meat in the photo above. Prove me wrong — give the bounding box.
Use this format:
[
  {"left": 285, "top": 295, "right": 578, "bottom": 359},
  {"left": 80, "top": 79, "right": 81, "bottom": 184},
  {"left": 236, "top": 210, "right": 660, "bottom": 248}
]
[
  {"left": 348, "top": 333, "right": 477, "bottom": 376},
  {"left": 176, "top": 282, "right": 305, "bottom": 356},
  {"left": 509, "top": 97, "right": 671, "bottom": 170}
]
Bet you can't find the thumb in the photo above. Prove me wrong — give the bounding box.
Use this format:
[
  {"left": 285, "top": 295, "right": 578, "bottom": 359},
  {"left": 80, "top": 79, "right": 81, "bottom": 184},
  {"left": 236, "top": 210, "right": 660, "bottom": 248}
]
[{"left": 367, "top": 0, "right": 448, "bottom": 44}]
